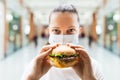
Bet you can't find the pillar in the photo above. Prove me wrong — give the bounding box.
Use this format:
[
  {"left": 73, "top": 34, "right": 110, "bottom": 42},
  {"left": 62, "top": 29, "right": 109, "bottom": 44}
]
[
  {"left": 103, "top": 0, "right": 108, "bottom": 47},
  {"left": 19, "top": 0, "right": 23, "bottom": 48},
  {"left": 19, "top": 16, "right": 23, "bottom": 48},
  {"left": 91, "top": 12, "right": 98, "bottom": 41},
  {"left": 4, "top": 0, "right": 9, "bottom": 57},
  {"left": 117, "top": 0, "right": 120, "bottom": 55},
  {"left": 103, "top": 16, "right": 107, "bottom": 47},
  {"left": 29, "top": 12, "right": 35, "bottom": 41}
]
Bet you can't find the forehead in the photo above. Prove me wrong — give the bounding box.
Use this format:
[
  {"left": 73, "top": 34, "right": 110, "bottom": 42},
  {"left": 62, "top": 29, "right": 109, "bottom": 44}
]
[{"left": 49, "top": 12, "right": 79, "bottom": 28}]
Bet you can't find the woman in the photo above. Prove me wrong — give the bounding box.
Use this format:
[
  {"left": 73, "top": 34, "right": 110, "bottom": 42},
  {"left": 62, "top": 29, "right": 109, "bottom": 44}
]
[{"left": 21, "top": 4, "right": 104, "bottom": 80}]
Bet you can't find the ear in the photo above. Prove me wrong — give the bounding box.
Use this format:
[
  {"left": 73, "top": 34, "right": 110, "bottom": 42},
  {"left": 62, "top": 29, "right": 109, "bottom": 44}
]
[
  {"left": 47, "top": 27, "right": 50, "bottom": 34},
  {"left": 79, "top": 27, "right": 82, "bottom": 34},
  {"left": 79, "top": 27, "right": 82, "bottom": 32}
]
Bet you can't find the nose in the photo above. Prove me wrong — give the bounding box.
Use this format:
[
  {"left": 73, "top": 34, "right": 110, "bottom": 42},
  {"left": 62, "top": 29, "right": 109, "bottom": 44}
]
[
  {"left": 60, "top": 29, "right": 67, "bottom": 35},
  {"left": 60, "top": 30, "right": 67, "bottom": 35}
]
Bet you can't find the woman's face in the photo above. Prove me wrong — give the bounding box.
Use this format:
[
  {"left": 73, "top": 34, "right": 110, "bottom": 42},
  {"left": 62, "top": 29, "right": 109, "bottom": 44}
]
[{"left": 49, "top": 12, "right": 79, "bottom": 35}]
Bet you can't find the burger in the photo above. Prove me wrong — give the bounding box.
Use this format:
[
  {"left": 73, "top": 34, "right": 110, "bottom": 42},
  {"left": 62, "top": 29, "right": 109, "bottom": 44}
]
[{"left": 48, "top": 45, "right": 79, "bottom": 68}]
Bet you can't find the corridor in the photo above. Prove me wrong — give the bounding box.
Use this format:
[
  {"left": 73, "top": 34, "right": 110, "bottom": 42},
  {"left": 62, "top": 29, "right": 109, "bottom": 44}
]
[
  {"left": 0, "top": 38, "right": 120, "bottom": 80},
  {"left": 0, "top": 0, "right": 120, "bottom": 80}
]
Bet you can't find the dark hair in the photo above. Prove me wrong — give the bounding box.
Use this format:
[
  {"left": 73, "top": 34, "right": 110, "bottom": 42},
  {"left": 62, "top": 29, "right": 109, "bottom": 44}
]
[{"left": 49, "top": 4, "right": 80, "bottom": 23}]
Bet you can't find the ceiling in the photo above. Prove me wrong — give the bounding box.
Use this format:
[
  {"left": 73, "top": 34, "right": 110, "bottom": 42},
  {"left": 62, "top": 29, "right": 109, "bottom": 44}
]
[
  {"left": 6, "top": 0, "right": 102, "bottom": 14},
  {"left": 2, "top": 0, "right": 119, "bottom": 25}
]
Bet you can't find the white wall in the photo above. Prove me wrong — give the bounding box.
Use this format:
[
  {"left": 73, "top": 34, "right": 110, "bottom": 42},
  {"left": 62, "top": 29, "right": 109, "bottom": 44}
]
[
  {"left": 104, "top": 0, "right": 119, "bottom": 15},
  {"left": 0, "top": 2, "right": 5, "bottom": 59}
]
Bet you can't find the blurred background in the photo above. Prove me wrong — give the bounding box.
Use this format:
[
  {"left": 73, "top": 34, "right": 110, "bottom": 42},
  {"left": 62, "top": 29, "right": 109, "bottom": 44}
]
[{"left": 0, "top": 0, "right": 120, "bottom": 80}]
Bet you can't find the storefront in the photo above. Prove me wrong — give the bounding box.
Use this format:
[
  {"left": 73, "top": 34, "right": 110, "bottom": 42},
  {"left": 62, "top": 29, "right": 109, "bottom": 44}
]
[
  {"left": 106, "top": 12, "right": 118, "bottom": 55},
  {"left": 97, "top": 0, "right": 120, "bottom": 56},
  {"left": 0, "top": 0, "right": 30, "bottom": 59},
  {"left": 6, "top": 11, "right": 30, "bottom": 56}
]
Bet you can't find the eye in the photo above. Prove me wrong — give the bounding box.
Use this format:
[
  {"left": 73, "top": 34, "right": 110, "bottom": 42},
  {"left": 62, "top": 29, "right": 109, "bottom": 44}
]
[
  {"left": 52, "top": 29, "right": 60, "bottom": 34},
  {"left": 67, "top": 29, "right": 76, "bottom": 34}
]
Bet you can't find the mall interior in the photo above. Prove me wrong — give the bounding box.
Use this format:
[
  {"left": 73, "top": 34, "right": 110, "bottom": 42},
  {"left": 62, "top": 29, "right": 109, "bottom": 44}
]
[{"left": 0, "top": 0, "right": 120, "bottom": 80}]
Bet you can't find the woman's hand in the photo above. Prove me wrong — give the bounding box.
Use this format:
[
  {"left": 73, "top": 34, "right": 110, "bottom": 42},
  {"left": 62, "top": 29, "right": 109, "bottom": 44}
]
[
  {"left": 24, "top": 44, "right": 59, "bottom": 80},
  {"left": 67, "top": 43, "right": 96, "bottom": 80}
]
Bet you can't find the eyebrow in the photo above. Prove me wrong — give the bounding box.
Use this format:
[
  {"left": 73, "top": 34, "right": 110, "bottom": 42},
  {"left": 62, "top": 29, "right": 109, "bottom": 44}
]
[
  {"left": 51, "top": 27, "right": 60, "bottom": 28},
  {"left": 68, "top": 26, "right": 76, "bottom": 28},
  {"left": 51, "top": 26, "right": 76, "bottom": 28}
]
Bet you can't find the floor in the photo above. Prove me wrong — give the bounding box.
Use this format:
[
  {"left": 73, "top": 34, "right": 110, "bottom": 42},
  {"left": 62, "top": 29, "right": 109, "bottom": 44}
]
[{"left": 0, "top": 38, "right": 120, "bottom": 80}]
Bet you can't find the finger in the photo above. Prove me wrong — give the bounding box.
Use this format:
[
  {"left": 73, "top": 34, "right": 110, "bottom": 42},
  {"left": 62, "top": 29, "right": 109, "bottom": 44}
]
[
  {"left": 37, "top": 48, "right": 53, "bottom": 60},
  {"left": 75, "top": 48, "right": 88, "bottom": 56},
  {"left": 66, "top": 43, "right": 84, "bottom": 49},
  {"left": 41, "top": 48, "right": 53, "bottom": 57},
  {"left": 74, "top": 48, "right": 90, "bottom": 62},
  {"left": 40, "top": 44, "right": 58, "bottom": 52},
  {"left": 75, "top": 48, "right": 86, "bottom": 52}
]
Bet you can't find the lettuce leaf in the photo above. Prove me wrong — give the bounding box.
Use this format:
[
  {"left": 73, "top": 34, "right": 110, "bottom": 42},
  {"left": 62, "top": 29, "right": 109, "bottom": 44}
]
[{"left": 49, "top": 53, "right": 79, "bottom": 58}]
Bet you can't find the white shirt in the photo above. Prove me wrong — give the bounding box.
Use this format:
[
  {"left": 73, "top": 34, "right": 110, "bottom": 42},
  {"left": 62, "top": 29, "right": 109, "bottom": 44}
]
[{"left": 21, "top": 58, "right": 104, "bottom": 80}]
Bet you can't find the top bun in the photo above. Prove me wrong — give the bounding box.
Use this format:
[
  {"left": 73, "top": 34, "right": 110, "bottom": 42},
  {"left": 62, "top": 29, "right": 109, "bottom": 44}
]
[{"left": 52, "top": 45, "right": 76, "bottom": 55}]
